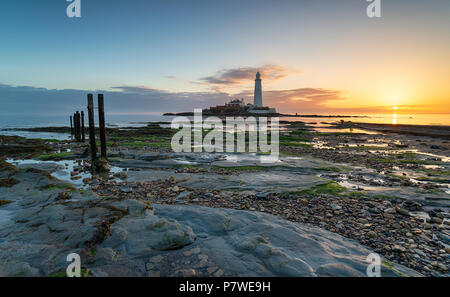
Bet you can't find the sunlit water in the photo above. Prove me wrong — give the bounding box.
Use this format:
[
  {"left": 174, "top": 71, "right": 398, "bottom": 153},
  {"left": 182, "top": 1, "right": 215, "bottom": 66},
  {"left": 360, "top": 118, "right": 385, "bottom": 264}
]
[
  {"left": 6, "top": 159, "right": 126, "bottom": 188},
  {"left": 280, "top": 114, "right": 450, "bottom": 126}
]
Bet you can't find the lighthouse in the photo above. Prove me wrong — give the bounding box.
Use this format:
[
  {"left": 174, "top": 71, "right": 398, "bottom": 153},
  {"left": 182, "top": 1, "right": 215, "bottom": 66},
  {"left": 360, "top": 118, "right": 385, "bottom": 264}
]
[
  {"left": 248, "top": 72, "right": 276, "bottom": 114},
  {"left": 254, "top": 72, "right": 263, "bottom": 107}
]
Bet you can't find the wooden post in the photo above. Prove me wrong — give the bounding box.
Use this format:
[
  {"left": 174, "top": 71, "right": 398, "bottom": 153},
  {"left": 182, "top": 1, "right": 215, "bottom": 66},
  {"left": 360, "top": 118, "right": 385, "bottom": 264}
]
[
  {"left": 98, "top": 94, "right": 107, "bottom": 159},
  {"left": 74, "top": 112, "right": 77, "bottom": 142},
  {"left": 81, "top": 111, "right": 85, "bottom": 142},
  {"left": 70, "top": 115, "right": 74, "bottom": 138},
  {"left": 77, "top": 111, "right": 81, "bottom": 142},
  {"left": 73, "top": 112, "right": 78, "bottom": 142},
  {"left": 75, "top": 111, "right": 81, "bottom": 142},
  {"left": 87, "top": 94, "right": 97, "bottom": 164}
]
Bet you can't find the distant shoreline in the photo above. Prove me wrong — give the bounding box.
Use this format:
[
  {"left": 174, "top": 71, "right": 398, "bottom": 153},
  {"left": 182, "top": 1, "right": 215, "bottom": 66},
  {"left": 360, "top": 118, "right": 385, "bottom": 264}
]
[
  {"left": 163, "top": 112, "right": 368, "bottom": 118},
  {"left": 335, "top": 121, "right": 450, "bottom": 139}
]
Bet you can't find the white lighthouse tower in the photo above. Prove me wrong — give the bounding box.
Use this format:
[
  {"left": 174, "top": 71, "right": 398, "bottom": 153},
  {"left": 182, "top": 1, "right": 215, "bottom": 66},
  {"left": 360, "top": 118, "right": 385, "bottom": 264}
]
[{"left": 253, "top": 72, "right": 263, "bottom": 107}]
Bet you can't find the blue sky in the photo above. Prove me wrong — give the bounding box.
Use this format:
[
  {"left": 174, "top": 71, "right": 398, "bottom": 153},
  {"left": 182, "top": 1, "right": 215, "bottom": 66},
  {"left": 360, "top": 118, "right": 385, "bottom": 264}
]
[{"left": 1, "top": 0, "right": 449, "bottom": 114}]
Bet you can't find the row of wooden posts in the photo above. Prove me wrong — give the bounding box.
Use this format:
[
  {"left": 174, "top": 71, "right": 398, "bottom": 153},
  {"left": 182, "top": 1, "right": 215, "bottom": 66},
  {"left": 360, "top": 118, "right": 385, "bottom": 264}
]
[
  {"left": 69, "top": 94, "right": 108, "bottom": 164},
  {"left": 70, "top": 111, "right": 85, "bottom": 142}
]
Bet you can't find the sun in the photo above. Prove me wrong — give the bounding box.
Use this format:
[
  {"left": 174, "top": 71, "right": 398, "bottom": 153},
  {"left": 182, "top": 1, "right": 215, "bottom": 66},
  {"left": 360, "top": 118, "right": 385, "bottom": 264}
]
[{"left": 393, "top": 106, "right": 398, "bottom": 110}]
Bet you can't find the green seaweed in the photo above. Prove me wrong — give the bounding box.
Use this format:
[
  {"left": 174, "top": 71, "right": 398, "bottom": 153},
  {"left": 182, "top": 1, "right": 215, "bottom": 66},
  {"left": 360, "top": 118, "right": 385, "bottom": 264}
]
[
  {"left": 41, "top": 183, "right": 76, "bottom": 191},
  {"left": 293, "top": 182, "right": 346, "bottom": 196},
  {"left": 39, "top": 152, "right": 72, "bottom": 161},
  {"left": 224, "top": 218, "right": 231, "bottom": 229}
]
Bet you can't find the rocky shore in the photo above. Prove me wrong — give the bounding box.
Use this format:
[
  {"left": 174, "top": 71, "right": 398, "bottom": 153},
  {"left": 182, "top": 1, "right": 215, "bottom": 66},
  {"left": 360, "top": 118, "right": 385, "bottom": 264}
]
[
  {"left": 92, "top": 178, "right": 449, "bottom": 276},
  {"left": 0, "top": 163, "right": 420, "bottom": 277},
  {"left": 1, "top": 122, "right": 449, "bottom": 277}
]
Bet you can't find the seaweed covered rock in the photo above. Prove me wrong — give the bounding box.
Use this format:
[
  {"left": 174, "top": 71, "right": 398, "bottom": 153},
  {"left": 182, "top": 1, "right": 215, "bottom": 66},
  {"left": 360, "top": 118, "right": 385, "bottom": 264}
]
[{"left": 94, "top": 158, "right": 111, "bottom": 173}]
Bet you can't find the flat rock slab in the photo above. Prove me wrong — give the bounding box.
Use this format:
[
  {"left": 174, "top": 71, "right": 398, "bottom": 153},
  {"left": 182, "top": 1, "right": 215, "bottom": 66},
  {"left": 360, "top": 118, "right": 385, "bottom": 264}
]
[
  {"left": 91, "top": 204, "right": 421, "bottom": 277},
  {"left": 125, "top": 169, "right": 329, "bottom": 192}
]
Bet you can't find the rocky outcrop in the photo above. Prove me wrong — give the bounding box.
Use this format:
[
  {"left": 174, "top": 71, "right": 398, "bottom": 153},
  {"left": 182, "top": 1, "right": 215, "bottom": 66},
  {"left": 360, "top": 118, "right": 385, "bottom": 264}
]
[{"left": 0, "top": 166, "right": 421, "bottom": 277}]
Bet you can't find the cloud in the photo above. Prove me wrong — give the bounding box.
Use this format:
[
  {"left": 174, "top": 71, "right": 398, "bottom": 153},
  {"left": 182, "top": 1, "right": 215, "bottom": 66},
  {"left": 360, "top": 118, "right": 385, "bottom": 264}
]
[
  {"left": 200, "top": 64, "right": 292, "bottom": 86},
  {"left": 266, "top": 88, "right": 345, "bottom": 104},
  {"left": 232, "top": 87, "right": 345, "bottom": 113},
  {"left": 0, "top": 82, "right": 349, "bottom": 117},
  {"left": 0, "top": 83, "right": 233, "bottom": 116},
  {"left": 2, "top": 82, "right": 441, "bottom": 118},
  {"left": 110, "top": 85, "right": 158, "bottom": 94}
]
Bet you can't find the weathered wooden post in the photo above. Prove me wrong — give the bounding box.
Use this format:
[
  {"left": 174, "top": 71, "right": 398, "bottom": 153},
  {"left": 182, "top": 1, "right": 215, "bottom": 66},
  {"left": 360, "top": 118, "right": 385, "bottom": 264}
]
[
  {"left": 77, "top": 111, "right": 82, "bottom": 142},
  {"left": 70, "top": 115, "right": 74, "bottom": 139},
  {"left": 73, "top": 112, "right": 78, "bottom": 142},
  {"left": 81, "top": 111, "right": 85, "bottom": 142},
  {"left": 87, "top": 94, "right": 97, "bottom": 165},
  {"left": 98, "top": 94, "right": 107, "bottom": 159},
  {"left": 74, "top": 112, "right": 77, "bottom": 142},
  {"left": 75, "top": 111, "right": 81, "bottom": 142}
]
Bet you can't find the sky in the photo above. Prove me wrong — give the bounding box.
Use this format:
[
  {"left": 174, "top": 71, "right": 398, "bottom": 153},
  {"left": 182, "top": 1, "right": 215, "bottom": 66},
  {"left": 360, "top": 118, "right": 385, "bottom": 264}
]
[{"left": 0, "top": 0, "right": 449, "bottom": 115}]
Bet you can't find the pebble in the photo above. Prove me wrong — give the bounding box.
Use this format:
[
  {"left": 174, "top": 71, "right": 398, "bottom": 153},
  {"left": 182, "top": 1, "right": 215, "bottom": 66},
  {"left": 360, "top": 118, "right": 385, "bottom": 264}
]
[
  {"left": 183, "top": 247, "right": 201, "bottom": 257},
  {"left": 393, "top": 245, "right": 406, "bottom": 252},
  {"left": 431, "top": 217, "right": 443, "bottom": 224},
  {"left": 177, "top": 191, "right": 192, "bottom": 199},
  {"left": 396, "top": 208, "right": 410, "bottom": 216},
  {"left": 256, "top": 192, "right": 270, "bottom": 199},
  {"left": 197, "top": 259, "right": 208, "bottom": 268},
  {"left": 384, "top": 208, "right": 396, "bottom": 214},
  {"left": 207, "top": 266, "right": 218, "bottom": 274},
  {"left": 357, "top": 218, "right": 369, "bottom": 224},
  {"left": 179, "top": 269, "right": 196, "bottom": 277},
  {"left": 120, "top": 187, "right": 132, "bottom": 193},
  {"left": 114, "top": 172, "right": 127, "bottom": 179},
  {"left": 198, "top": 254, "right": 208, "bottom": 261},
  {"left": 213, "top": 269, "right": 224, "bottom": 277},
  {"left": 383, "top": 213, "right": 395, "bottom": 219},
  {"left": 149, "top": 255, "right": 164, "bottom": 263},
  {"left": 330, "top": 204, "right": 342, "bottom": 210},
  {"left": 367, "top": 231, "right": 377, "bottom": 238},
  {"left": 148, "top": 270, "right": 160, "bottom": 277}
]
